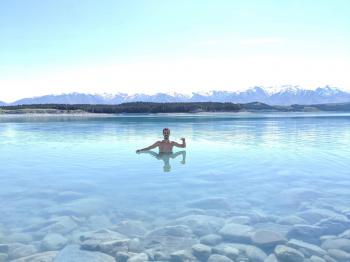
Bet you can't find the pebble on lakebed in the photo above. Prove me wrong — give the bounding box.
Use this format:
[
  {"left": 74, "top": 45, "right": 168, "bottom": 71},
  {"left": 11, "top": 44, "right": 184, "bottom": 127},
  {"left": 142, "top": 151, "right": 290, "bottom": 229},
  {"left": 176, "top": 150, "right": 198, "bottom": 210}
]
[{"left": 251, "top": 230, "right": 287, "bottom": 247}]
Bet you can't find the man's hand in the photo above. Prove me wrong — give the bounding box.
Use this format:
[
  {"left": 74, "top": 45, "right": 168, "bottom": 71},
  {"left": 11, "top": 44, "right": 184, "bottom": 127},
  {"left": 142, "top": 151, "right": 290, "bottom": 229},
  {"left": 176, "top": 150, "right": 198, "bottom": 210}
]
[{"left": 178, "top": 137, "right": 186, "bottom": 148}]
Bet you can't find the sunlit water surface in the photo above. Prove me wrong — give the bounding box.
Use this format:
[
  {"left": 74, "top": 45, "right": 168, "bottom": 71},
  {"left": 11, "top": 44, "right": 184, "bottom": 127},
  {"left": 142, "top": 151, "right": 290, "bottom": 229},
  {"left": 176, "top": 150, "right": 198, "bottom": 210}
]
[{"left": 0, "top": 113, "right": 350, "bottom": 261}]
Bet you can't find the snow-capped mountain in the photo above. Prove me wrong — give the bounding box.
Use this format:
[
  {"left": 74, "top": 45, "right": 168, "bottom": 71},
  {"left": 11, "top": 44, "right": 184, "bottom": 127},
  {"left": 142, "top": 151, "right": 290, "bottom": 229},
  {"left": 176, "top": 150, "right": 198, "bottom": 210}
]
[
  {"left": 2, "top": 86, "right": 350, "bottom": 106},
  {"left": 265, "top": 85, "right": 350, "bottom": 105},
  {"left": 12, "top": 93, "right": 111, "bottom": 105}
]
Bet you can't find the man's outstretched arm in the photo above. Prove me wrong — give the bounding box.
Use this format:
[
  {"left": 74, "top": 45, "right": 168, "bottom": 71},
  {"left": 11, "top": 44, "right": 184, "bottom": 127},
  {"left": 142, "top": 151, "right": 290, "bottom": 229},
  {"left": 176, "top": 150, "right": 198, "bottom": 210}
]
[
  {"left": 172, "top": 138, "right": 186, "bottom": 148},
  {"left": 136, "top": 141, "right": 160, "bottom": 153}
]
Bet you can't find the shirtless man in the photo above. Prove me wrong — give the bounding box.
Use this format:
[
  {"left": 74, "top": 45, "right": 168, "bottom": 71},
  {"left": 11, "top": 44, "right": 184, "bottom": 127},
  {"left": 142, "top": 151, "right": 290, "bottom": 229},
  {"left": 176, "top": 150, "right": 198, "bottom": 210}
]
[{"left": 136, "top": 128, "right": 186, "bottom": 153}]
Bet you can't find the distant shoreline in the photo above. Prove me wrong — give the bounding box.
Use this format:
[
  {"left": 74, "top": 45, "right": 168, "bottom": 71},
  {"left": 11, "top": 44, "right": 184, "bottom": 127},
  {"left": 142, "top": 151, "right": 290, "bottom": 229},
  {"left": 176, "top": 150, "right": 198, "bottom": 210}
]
[{"left": 1, "top": 101, "right": 350, "bottom": 114}]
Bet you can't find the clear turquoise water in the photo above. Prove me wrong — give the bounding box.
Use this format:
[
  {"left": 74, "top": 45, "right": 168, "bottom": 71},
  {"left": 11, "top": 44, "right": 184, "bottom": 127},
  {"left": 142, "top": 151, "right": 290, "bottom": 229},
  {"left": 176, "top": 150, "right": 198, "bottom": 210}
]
[{"left": 1, "top": 113, "right": 350, "bottom": 260}]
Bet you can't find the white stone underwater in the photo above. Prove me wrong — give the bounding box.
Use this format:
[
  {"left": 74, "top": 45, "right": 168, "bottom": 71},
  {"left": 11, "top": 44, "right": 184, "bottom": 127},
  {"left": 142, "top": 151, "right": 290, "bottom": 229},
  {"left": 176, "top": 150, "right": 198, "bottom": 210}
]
[{"left": 0, "top": 113, "right": 350, "bottom": 262}]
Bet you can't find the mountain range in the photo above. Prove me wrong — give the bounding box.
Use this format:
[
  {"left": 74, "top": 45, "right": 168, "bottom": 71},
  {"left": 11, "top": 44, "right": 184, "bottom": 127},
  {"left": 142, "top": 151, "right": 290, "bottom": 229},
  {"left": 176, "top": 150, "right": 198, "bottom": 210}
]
[{"left": 2, "top": 85, "right": 350, "bottom": 106}]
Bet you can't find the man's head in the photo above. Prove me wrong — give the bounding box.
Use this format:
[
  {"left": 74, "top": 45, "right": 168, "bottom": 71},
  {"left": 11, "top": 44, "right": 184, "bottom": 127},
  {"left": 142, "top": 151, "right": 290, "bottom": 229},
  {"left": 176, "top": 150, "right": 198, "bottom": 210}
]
[{"left": 163, "top": 128, "right": 170, "bottom": 140}]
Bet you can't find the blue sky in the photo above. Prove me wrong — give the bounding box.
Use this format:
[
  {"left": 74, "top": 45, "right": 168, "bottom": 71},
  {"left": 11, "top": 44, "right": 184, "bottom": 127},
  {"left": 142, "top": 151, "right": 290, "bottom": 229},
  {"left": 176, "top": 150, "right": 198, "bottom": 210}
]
[{"left": 1, "top": 0, "right": 349, "bottom": 101}]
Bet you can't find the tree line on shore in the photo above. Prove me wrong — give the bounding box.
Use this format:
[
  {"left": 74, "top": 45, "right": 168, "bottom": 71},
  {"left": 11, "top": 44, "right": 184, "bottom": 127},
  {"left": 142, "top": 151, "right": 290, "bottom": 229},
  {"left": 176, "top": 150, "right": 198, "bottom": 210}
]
[
  {"left": 1, "top": 101, "right": 350, "bottom": 113},
  {"left": 0, "top": 102, "right": 265, "bottom": 113}
]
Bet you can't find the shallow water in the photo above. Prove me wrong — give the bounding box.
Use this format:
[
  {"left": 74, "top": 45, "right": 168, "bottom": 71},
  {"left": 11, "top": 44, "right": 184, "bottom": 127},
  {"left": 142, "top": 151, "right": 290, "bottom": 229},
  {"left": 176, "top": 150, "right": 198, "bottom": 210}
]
[{"left": 1, "top": 113, "right": 350, "bottom": 261}]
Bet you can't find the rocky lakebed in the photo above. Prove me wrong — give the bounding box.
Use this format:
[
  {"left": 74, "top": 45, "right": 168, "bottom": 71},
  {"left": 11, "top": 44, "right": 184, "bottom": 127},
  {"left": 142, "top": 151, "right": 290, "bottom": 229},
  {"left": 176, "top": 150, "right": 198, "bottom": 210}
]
[{"left": 1, "top": 185, "right": 350, "bottom": 262}]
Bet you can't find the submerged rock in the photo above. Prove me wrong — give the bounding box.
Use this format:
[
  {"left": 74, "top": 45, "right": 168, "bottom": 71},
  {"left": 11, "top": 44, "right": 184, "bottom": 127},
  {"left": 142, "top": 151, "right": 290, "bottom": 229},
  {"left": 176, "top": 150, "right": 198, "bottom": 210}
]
[
  {"left": 115, "top": 251, "right": 134, "bottom": 262},
  {"left": 79, "top": 228, "right": 127, "bottom": 243},
  {"left": 287, "top": 224, "right": 324, "bottom": 244},
  {"left": 41, "top": 233, "right": 68, "bottom": 251},
  {"left": 264, "top": 254, "right": 279, "bottom": 262},
  {"left": 297, "top": 208, "right": 345, "bottom": 224},
  {"left": 245, "top": 245, "right": 267, "bottom": 262},
  {"left": 320, "top": 235, "right": 338, "bottom": 242},
  {"left": 168, "top": 208, "right": 207, "bottom": 219},
  {"left": 327, "top": 249, "right": 350, "bottom": 261},
  {"left": 321, "top": 238, "right": 350, "bottom": 252},
  {"left": 339, "top": 229, "right": 350, "bottom": 239},
  {"left": 316, "top": 216, "right": 350, "bottom": 235},
  {"left": 309, "top": 255, "right": 326, "bottom": 262},
  {"left": 37, "top": 216, "right": 78, "bottom": 236},
  {"left": 287, "top": 239, "right": 327, "bottom": 257},
  {"left": 254, "top": 222, "right": 292, "bottom": 238},
  {"left": 199, "top": 234, "right": 222, "bottom": 246},
  {"left": 191, "top": 243, "right": 211, "bottom": 261},
  {"left": 323, "top": 254, "right": 338, "bottom": 262},
  {"left": 212, "top": 245, "right": 239, "bottom": 260},
  {"left": 127, "top": 252, "right": 149, "bottom": 262},
  {"left": 111, "top": 220, "right": 147, "bottom": 238},
  {"left": 276, "top": 188, "right": 322, "bottom": 208},
  {"left": 274, "top": 245, "right": 304, "bottom": 262},
  {"left": 84, "top": 238, "right": 131, "bottom": 254},
  {"left": 226, "top": 216, "right": 251, "bottom": 225},
  {"left": 214, "top": 243, "right": 266, "bottom": 262},
  {"left": 145, "top": 237, "right": 196, "bottom": 254},
  {"left": 172, "top": 215, "right": 225, "bottom": 236},
  {"left": 54, "top": 244, "right": 115, "bottom": 262},
  {"left": 79, "top": 229, "right": 130, "bottom": 255},
  {"left": 251, "top": 230, "right": 286, "bottom": 248},
  {"left": 170, "top": 249, "right": 196, "bottom": 262},
  {"left": 207, "top": 254, "right": 233, "bottom": 262},
  {"left": 128, "top": 238, "right": 143, "bottom": 253},
  {"left": 6, "top": 243, "right": 38, "bottom": 260},
  {"left": 146, "top": 225, "right": 193, "bottom": 238},
  {"left": 218, "top": 223, "right": 253, "bottom": 243},
  {"left": 144, "top": 224, "right": 196, "bottom": 253},
  {"left": 144, "top": 249, "right": 170, "bottom": 261},
  {"left": 276, "top": 215, "right": 307, "bottom": 225},
  {"left": 10, "top": 251, "right": 58, "bottom": 262},
  {"left": 248, "top": 211, "right": 271, "bottom": 224}
]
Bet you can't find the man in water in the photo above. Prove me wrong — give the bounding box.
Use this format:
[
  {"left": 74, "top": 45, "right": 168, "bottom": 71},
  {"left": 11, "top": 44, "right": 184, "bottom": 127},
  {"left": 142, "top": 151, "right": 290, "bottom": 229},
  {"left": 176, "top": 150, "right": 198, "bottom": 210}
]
[{"left": 136, "top": 128, "right": 186, "bottom": 153}]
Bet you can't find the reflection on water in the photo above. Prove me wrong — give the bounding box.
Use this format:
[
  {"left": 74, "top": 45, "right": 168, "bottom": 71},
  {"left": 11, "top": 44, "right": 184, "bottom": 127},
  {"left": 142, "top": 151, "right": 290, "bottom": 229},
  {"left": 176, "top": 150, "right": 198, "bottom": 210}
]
[
  {"left": 137, "top": 150, "right": 186, "bottom": 172},
  {"left": 0, "top": 113, "right": 350, "bottom": 261}
]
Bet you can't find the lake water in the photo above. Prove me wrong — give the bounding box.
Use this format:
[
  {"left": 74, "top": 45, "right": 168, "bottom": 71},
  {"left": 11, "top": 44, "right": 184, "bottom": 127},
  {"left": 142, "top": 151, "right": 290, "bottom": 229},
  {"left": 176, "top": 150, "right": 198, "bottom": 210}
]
[{"left": 0, "top": 113, "right": 350, "bottom": 262}]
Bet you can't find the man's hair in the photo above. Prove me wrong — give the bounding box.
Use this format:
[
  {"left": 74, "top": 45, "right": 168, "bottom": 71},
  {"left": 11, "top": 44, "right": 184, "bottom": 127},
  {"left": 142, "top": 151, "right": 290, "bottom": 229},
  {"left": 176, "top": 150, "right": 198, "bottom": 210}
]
[{"left": 163, "top": 128, "right": 170, "bottom": 132}]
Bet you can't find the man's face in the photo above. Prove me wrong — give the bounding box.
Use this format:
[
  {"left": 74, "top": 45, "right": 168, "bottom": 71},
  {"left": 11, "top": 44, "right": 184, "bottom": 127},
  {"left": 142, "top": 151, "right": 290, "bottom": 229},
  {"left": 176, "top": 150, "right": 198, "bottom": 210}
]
[{"left": 163, "top": 128, "right": 170, "bottom": 139}]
